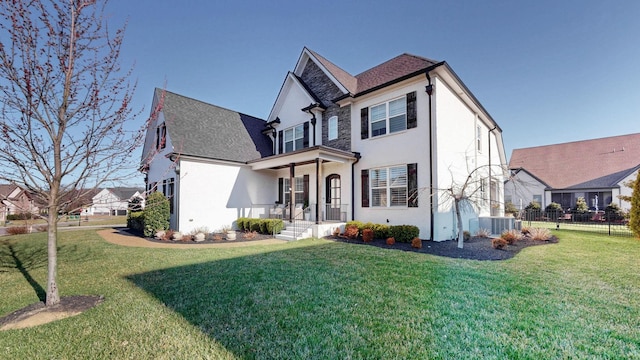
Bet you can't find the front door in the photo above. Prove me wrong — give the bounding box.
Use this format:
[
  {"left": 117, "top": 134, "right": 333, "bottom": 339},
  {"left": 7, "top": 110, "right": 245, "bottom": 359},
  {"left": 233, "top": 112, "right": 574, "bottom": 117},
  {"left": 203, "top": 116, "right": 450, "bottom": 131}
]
[{"left": 326, "top": 174, "right": 341, "bottom": 221}]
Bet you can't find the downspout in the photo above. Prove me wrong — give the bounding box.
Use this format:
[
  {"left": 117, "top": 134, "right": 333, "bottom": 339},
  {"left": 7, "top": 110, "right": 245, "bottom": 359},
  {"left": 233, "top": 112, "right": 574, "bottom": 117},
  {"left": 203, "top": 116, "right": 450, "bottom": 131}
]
[
  {"left": 351, "top": 152, "right": 361, "bottom": 221},
  {"left": 488, "top": 125, "right": 497, "bottom": 215},
  {"left": 425, "top": 73, "right": 435, "bottom": 241}
]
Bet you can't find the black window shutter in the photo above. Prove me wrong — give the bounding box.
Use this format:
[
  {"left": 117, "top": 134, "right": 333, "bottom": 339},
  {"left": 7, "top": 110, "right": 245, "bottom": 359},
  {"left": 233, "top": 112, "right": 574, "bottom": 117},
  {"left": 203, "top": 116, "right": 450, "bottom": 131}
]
[
  {"left": 408, "top": 163, "right": 418, "bottom": 207},
  {"left": 360, "top": 108, "right": 369, "bottom": 139},
  {"left": 303, "top": 121, "right": 309, "bottom": 148},
  {"left": 361, "top": 169, "right": 369, "bottom": 207},
  {"left": 278, "top": 130, "right": 283, "bottom": 154},
  {"left": 406, "top": 91, "right": 417, "bottom": 129},
  {"left": 303, "top": 174, "right": 309, "bottom": 205},
  {"left": 278, "top": 178, "right": 283, "bottom": 204}
]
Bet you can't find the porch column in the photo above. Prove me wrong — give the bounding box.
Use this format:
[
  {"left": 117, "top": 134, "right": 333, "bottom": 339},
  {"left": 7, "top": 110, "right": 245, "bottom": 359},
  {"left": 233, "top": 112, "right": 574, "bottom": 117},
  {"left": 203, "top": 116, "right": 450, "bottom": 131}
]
[
  {"left": 289, "top": 163, "right": 295, "bottom": 222},
  {"left": 315, "top": 158, "right": 321, "bottom": 224}
]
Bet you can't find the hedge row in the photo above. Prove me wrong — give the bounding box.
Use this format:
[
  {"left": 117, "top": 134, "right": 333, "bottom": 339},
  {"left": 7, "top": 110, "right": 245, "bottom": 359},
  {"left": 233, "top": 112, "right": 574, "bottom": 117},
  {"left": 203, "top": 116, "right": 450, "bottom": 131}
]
[
  {"left": 345, "top": 221, "right": 419, "bottom": 243},
  {"left": 6, "top": 213, "right": 34, "bottom": 220},
  {"left": 236, "top": 218, "right": 284, "bottom": 235}
]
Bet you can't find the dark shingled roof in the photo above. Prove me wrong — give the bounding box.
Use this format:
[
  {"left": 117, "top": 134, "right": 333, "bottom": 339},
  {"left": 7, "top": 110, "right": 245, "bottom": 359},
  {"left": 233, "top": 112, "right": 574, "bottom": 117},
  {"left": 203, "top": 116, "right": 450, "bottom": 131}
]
[
  {"left": 108, "top": 187, "right": 144, "bottom": 200},
  {"left": 158, "top": 89, "right": 273, "bottom": 162},
  {"left": 509, "top": 133, "right": 640, "bottom": 189},
  {"left": 307, "top": 48, "right": 440, "bottom": 96}
]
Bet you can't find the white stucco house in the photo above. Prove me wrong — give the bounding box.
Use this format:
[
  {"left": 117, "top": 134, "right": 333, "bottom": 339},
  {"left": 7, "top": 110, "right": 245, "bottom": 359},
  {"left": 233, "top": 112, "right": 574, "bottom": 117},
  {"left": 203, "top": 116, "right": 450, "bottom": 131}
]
[
  {"left": 87, "top": 188, "right": 144, "bottom": 216},
  {"left": 504, "top": 133, "right": 640, "bottom": 212},
  {"left": 141, "top": 47, "right": 507, "bottom": 240}
]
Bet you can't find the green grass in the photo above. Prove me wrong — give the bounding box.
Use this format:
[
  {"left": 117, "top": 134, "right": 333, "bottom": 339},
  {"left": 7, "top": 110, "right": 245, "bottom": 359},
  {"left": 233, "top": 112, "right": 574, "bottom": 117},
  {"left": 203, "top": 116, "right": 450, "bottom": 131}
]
[{"left": 1, "top": 229, "right": 639, "bottom": 359}]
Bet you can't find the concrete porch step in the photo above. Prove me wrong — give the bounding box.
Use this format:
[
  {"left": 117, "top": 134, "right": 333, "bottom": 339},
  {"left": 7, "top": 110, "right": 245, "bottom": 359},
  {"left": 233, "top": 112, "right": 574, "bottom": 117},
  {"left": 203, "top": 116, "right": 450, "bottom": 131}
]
[{"left": 275, "top": 221, "right": 313, "bottom": 241}]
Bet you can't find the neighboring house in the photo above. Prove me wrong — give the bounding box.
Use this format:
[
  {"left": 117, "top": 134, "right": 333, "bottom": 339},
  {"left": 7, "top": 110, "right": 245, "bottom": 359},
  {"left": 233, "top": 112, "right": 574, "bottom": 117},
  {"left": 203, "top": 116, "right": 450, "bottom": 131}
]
[
  {"left": 0, "top": 184, "right": 39, "bottom": 219},
  {"left": 504, "top": 133, "right": 640, "bottom": 212},
  {"left": 88, "top": 188, "right": 145, "bottom": 216},
  {"left": 141, "top": 47, "right": 507, "bottom": 240}
]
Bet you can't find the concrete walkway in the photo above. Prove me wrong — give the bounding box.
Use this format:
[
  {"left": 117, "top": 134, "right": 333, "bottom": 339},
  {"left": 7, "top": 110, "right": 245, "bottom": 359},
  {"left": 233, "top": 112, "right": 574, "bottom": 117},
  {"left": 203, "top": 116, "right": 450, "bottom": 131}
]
[{"left": 97, "top": 228, "right": 286, "bottom": 249}]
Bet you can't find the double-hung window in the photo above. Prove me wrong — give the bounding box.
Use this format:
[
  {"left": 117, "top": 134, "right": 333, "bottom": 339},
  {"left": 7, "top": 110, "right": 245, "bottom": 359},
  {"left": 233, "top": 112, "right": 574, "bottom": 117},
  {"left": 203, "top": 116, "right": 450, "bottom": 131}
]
[
  {"left": 370, "top": 96, "right": 407, "bottom": 137},
  {"left": 284, "top": 124, "right": 304, "bottom": 153},
  {"left": 371, "top": 166, "right": 408, "bottom": 207}
]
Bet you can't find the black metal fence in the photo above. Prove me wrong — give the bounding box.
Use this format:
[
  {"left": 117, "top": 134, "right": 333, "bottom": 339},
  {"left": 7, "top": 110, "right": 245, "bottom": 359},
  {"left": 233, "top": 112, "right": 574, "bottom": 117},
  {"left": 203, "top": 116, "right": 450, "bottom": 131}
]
[{"left": 519, "top": 209, "right": 633, "bottom": 237}]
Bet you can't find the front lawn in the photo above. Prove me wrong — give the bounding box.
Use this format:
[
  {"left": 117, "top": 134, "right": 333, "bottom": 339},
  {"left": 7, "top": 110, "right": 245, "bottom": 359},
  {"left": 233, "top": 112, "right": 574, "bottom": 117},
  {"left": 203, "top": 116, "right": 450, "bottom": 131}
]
[{"left": 0, "top": 229, "right": 638, "bottom": 359}]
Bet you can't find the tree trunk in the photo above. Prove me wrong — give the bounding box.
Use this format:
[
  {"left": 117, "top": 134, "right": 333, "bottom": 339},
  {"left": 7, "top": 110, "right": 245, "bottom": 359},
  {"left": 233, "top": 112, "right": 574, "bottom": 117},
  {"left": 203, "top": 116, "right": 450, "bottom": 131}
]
[
  {"left": 455, "top": 200, "right": 464, "bottom": 249},
  {"left": 46, "top": 206, "right": 60, "bottom": 306}
]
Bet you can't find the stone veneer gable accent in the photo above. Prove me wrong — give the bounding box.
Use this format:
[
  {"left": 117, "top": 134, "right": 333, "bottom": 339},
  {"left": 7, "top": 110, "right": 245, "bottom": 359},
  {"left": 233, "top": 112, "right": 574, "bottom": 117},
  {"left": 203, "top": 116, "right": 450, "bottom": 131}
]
[{"left": 300, "top": 61, "right": 351, "bottom": 152}]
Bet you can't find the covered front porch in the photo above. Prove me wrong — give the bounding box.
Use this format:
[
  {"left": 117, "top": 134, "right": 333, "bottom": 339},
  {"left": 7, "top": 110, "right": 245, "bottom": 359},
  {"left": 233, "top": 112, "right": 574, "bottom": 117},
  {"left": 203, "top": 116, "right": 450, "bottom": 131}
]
[{"left": 247, "top": 146, "right": 357, "bottom": 225}]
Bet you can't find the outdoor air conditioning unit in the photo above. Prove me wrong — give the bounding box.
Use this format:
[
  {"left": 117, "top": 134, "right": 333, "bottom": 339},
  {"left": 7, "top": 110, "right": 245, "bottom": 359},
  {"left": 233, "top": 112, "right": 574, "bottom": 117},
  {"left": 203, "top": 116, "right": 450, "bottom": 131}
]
[{"left": 478, "top": 216, "right": 516, "bottom": 235}]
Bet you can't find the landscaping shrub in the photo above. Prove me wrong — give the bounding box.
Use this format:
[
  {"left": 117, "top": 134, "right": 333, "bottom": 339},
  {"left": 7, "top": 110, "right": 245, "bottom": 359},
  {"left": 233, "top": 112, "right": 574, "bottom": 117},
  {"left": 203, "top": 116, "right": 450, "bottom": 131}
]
[
  {"left": 143, "top": 192, "right": 170, "bottom": 237},
  {"left": 411, "top": 237, "right": 422, "bottom": 249},
  {"left": 389, "top": 225, "right": 419, "bottom": 243},
  {"left": 264, "top": 219, "right": 284, "bottom": 234},
  {"left": 504, "top": 201, "right": 519, "bottom": 217},
  {"left": 605, "top": 203, "right": 624, "bottom": 221},
  {"left": 475, "top": 228, "right": 491, "bottom": 238},
  {"left": 492, "top": 237, "right": 507, "bottom": 249},
  {"left": 362, "top": 228, "right": 374, "bottom": 242},
  {"left": 236, "top": 218, "right": 248, "bottom": 231},
  {"left": 362, "top": 222, "right": 375, "bottom": 231},
  {"left": 501, "top": 229, "right": 522, "bottom": 245},
  {"left": 575, "top": 196, "right": 589, "bottom": 213},
  {"left": 343, "top": 224, "right": 359, "bottom": 239},
  {"left": 243, "top": 231, "right": 258, "bottom": 240},
  {"left": 6, "top": 213, "right": 33, "bottom": 221},
  {"left": 345, "top": 221, "right": 364, "bottom": 233},
  {"left": 545, "top": 202, "right": 562, "bottom": 218},
  {"left": 463, "top": 231, "right": 471, "bottom": 241},
  {"left": 529, "top": 227, "right": 552, "bottom": 241},
  {"left": 234, "top": 218, "right": 283, "bottom": 235},
  {"left": 6, "top": 226, "right": 29, "bottom": 235},
  {"left": 372, "top": 223, "right": 390, "bottom": 239},
  {"left": 525, "top": 201, "right": 541, "bottom": 211},
  {"left": 386, "top": 237, "right": 395, "bottom": 245},
  {"left": 127, "top": 211, "right": 144, "bottom": 233}
]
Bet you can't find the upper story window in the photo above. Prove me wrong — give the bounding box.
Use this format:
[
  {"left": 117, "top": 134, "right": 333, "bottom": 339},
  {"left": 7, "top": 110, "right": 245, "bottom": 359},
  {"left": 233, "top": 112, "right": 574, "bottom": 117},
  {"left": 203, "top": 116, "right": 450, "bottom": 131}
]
[
  {"left": 370, "top": 97, "right": 407, "bottom": 137},
  {"left": 361, "top": 91, "right": 416, "bottom": 140},
  {"left": 284, "top": 124, "right": 304, "bottom": 153},
  {"left": 476, "top": 125, "right": 482, "bottom": 152},
  {"left": 328, "top": 116, "right": 338, "bottom": 140},
  {"left": 156, "top": 123, "right": 166, "bottom": 150}
]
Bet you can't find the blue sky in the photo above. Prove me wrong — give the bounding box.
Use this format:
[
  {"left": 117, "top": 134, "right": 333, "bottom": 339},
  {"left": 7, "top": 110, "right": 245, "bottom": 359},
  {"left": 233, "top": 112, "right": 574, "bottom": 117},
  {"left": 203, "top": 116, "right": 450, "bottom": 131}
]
[{"left": 110, "top": 0, "right": 639, "bottom": 160}]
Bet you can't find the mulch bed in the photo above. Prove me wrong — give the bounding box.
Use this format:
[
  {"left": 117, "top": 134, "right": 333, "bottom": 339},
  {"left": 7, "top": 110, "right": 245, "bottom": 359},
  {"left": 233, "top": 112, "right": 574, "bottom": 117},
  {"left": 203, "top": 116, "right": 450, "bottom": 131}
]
[
  {"left": 144, "top": 230, "right": 274, "bottom": 244},
  {"left": 0, "top": 295, "right": 103, "bottom": 330},
  {"left": 328, "top": 235, "right": 559, "bottom": 261}
]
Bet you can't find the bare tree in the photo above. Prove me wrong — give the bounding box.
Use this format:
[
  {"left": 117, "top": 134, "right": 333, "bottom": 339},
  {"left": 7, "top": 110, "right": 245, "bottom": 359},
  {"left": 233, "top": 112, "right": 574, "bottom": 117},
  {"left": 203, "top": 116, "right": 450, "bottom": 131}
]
[
  {"left": 438, "top": 164, "right": 493, "bottom": 249},
  {"left": 0, "top": 0, "right": 143, "bottom": 306}
]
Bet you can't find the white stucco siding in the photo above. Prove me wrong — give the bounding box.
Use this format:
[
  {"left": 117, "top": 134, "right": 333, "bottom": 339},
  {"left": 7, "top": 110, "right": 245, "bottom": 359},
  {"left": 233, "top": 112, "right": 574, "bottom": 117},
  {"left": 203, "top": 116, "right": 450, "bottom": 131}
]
[
  {"left": 271, "top": 78, "right": 316, "bottom": 151},
  {"left": 430, "top": 77, "right": 503, "bottom": 240},
  {"left": 177, "top": 159, "right": 276, "bottom": 234},
  {"left": 349, "top": 79, "right": 432, "bottom": 239},
  {"left": 145, "top": 111, "right": 177, "bottom": 188}
]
